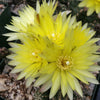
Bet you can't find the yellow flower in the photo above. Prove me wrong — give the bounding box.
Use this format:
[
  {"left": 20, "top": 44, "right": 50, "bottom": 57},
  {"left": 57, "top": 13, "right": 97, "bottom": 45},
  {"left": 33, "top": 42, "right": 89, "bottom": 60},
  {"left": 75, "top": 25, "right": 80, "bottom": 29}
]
[
  {"left": 5, "top": 0, "right": 100, "bottom": 100},
  {"left": 4, "top": 0, "right": 94, "bottom": 47},
  {"left": 4, "top": 0, "right": 57, "bottom": 41},
  {"left": 7, "top": 35, "right": 49, "bottom": 87},
  {"left": 34, "top": 31, "right": 100, "bottom": 99},
  {"left": 79, "top": 0, "right": 100, "bottom": 16}
]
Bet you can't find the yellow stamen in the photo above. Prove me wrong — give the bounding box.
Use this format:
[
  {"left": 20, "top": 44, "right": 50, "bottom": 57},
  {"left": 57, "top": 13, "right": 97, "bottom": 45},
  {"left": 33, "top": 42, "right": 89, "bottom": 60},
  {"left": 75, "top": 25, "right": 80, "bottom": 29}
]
[{"left": 57, "top": 56, "right": 73, "bottom": 70}]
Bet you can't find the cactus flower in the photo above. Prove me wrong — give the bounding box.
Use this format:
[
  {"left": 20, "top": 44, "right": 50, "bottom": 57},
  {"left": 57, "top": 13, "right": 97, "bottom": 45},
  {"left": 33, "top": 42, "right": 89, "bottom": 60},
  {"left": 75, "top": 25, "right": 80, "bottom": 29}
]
[{"left": 79, "top": 0, "right": 100, "bottom": 16}]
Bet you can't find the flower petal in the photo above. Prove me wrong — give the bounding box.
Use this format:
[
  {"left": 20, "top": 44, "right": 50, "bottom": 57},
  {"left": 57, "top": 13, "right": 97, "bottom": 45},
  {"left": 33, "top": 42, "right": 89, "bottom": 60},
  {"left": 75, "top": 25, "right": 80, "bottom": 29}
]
[
  {"left": 85, "top": 77, "right": 99, "bottom": 84},
  {"left": 87, "top": 8, "right": 94, "bottom": 16},
  {"left": 26, "top": 77, "right": 35, "bottom": 88},
  {"left": 34, "top": 74, "right": 52, "bottom": 87},
  {"left": 40, "top": 80, "right": 52, "bottom": 93},
  {"left": 61, "top": 80, "right": 67, "bottom": 97},
  {"left": 49, "top": 70, "right": 61, "bottom": 99},
  {"left": 73, "top": 77, "right": 83, "bottom": 97},
  {"left": 66, "top": 84, "right": 73, "bottom": 100},
  {"left": 66, "top": 72, "right": 75, "bottom": 90},
  {"left": 74, "top": 69, "right": 95, "bottom": 78}
]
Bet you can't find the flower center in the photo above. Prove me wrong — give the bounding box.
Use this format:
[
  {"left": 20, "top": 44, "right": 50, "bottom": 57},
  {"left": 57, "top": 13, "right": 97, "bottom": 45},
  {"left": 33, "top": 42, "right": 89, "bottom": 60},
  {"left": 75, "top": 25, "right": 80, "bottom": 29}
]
[
  {"left": 57, "top": 56, "right": 73, "bottom": 70},
  {"left": 66, "top": 61, "right": 70, "bottom": 66}
]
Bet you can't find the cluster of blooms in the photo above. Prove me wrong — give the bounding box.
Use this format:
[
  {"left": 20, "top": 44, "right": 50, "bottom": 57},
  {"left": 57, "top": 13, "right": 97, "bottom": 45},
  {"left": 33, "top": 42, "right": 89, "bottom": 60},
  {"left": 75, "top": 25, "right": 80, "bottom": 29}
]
[{"left": 4, "top": 0, "right": 100, "bottom": 100}]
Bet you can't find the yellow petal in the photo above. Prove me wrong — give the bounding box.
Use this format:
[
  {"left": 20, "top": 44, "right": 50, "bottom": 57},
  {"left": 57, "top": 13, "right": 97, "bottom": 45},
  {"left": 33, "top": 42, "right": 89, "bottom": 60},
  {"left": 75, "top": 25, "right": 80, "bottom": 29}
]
[
  {"left": 66, "top": 72, "right": 75, "bottom": 90},
  {"left": 26, "top": 77, "right": 35, "bottom": 88},
  {"left": 61, "top": 80, "right": 67, "bottom": 97},
  {"left": 17, "top": 71, "right": 27, "bottom": 80},
  {"left": 87, "top": 8, "right": 94, "bottom": 16},
  {"left": 85, "top": 77, "right": 99, "bottom": 84},
  {"left": 40, "top": 63, "right": 57, "bottom": 74},
  {"left": 36, "top": 0, "right": 40, "bottom": 13},
  {"left": 66, "top": 84, "right": 73, "bottom": 100},
  {"left": 61, "top": 71, "right": 67, "bottom": 86},
  {"left": 40, "top": 80, "right": 52, "bottom": 93},
  {"left": 70, "top": 70, "right": 88, "bottom": 84},
  {"left": 74, "top": 69, "right": 95, "bottom": 78},
  {"left": 49, "top": 70, "right": 61, "bottom": 99},
  {"left": 10, "top": 68, "right": 24, "bottom": 73},
  {"left": 88, "top": 65, "right": 100, "bottom": 71},
  {"left": 34, "top": 74, "right": 52, "bottom": 87},
  {"left": 73, "top": 77, "right": 83, "bottom": 97}
]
